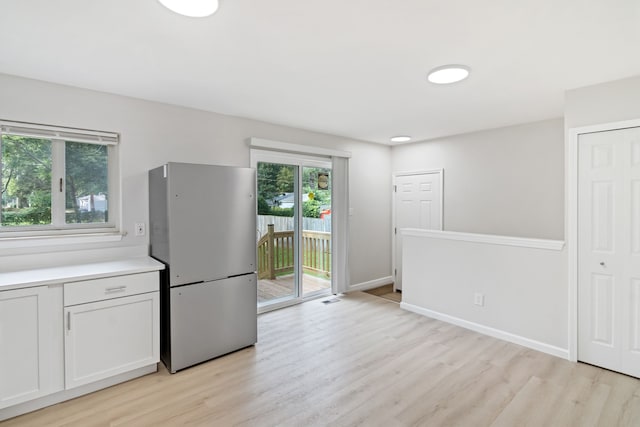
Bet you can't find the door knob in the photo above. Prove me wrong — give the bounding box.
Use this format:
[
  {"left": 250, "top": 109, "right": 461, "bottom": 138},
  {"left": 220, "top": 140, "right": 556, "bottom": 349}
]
[{"left": 599, "top": 262, "right": 606, "bottom": 267}]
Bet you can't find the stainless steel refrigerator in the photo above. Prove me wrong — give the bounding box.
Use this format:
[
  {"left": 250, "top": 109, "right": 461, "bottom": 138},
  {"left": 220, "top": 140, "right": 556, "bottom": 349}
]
[{"left": 149, "top": 162, "right": 257, "bottom": 373}]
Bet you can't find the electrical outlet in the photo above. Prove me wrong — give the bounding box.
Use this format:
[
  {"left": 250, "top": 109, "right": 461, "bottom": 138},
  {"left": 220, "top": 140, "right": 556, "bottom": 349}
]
[
  {"left": 135, "top": 222, "right": 146, "bottom": 236},
  {"left": 474, "top": 292, "right": 484, "bottom": 307}
]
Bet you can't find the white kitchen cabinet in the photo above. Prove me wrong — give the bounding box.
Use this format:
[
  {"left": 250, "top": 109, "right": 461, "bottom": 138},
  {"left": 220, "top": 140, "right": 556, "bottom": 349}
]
[
  {"left": 0, "top": 258, "right": 162, "bottom": 421},
  {"left": 64, "top": 273, "right": 160, "bottom": 389},
  {"left": 0, "top": 286, "right": 61, "bottom": 409}
]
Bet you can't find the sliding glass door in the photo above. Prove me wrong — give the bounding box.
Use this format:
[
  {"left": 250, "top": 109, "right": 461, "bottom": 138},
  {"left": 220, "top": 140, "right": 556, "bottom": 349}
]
[
  {"left": 253, "top": 151, "right": 332, "bottom": 310},
  {"left": 300, "top": 165, "right": 331, "bottom": 297},
  {"left": 256, "top": 161, "right": 298, "bottom": 304}
]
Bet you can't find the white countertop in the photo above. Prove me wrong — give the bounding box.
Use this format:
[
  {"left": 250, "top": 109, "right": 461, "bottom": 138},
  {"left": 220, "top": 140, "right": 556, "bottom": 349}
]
[{"left": 0, "top": 257, "right": 165, "bottom": 292}]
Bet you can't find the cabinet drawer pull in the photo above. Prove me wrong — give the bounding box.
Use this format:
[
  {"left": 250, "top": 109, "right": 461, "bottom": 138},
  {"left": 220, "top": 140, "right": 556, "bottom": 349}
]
[{"left": 105, "top": 286, "right": 127, "bottom": 293}]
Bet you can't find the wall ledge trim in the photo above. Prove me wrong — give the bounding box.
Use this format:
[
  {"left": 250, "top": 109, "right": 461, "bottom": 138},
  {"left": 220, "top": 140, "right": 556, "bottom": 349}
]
[
  {"left": 400, "top": 302, "right": 570, "bottom": 360},
  {"left": 0, "top": 232, "right": 123, "bottom": 250},
  {"left": 400, "top": 229, "right": 565, "bottom": 251}
]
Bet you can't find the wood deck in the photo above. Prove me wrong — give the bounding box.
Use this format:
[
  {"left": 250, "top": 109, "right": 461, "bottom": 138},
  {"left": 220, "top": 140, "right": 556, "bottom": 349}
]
[{"left": 258, "top": 273, "right": 331, "bottom": 303}]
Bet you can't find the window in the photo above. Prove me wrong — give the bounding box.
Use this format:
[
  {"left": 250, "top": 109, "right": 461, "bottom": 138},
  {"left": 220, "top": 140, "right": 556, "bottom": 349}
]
[{"left": 0, "top": 121, "right": 119, "bottom": 237}]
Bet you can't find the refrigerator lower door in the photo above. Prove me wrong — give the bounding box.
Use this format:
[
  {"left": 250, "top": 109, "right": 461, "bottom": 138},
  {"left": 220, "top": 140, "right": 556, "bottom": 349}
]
[{"left": 168, "top": 273, "right": 257, "bottom": 373}]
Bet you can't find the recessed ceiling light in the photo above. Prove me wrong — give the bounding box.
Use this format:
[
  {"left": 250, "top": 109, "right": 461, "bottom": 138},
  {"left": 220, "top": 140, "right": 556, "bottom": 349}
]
[
  {"left": 390, "top": 136, "right": 412, "bottom": 143},
  {"left": 427, "top": 65, "right": 470, "bottom": 84},
  {"left": 158, "top": 0, "right": 219, "bottom": 17}
]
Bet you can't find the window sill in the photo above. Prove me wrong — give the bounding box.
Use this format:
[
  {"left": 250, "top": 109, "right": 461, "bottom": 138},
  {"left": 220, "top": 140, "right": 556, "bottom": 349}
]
[{"left": 0, "top": 232, "right": 124, "bottom": 249}]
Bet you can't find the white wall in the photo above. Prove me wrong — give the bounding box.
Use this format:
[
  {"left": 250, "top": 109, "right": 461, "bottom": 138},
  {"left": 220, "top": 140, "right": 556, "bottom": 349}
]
[
  {"left": 565, "top": 75, "right": 640, "bottom": 129},
  {"left": 391, "top": 118, "right": 568, "bottom": 356},
  {"left": 391, "top": 119, "right": 564, "bottom": 240},
  {"left": 401, "top": 231, "right": 568, "bottom": 356},
  {"left": 398, "top": 75, "right": 640, "bottom": 358},
  {"left": 0, "top": 73, "right": 391, "bottom": 287}
]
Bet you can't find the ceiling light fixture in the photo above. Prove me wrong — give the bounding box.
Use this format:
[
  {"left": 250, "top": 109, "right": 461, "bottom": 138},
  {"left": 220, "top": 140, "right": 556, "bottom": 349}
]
[
  {"left": 427, "top": 65, "right": 470, "bottom": 84},
  {"left": 390, "top": 136, "right": 412, "bottom": 143},
  {"left": 158, "top": 0, "right": 219, "bottom": 17}
]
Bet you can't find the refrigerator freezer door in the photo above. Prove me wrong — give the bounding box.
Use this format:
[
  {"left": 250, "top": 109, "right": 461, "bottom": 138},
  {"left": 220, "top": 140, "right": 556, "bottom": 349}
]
[
  {"left": 168, "top": 274, "right": 257, "bottom": 373},
  {"left": 166, "top": 163, "right": 256, "bottom": 286}
]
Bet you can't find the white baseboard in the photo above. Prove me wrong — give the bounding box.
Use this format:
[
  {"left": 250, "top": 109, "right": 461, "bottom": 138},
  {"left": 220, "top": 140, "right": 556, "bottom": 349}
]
[
  {"left": 400, "top": 302, "right": 569, "bottom": 360},
  {"left": 0, "top": 364, "right": 157, "bottom": 421},
  {"left": 348, "top": 276, "right": 393, "bottom": 292}
]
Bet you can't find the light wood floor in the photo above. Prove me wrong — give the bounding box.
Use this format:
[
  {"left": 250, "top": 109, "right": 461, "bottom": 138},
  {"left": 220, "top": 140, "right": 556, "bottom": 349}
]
[{"left": 3, "top": 292, "right": 640, "bottom": 426}]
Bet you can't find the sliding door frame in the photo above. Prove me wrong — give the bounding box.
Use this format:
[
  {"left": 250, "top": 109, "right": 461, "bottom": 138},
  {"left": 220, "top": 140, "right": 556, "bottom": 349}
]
[{"left": 251, "top": 149, "right": 333, "bottom": 313}]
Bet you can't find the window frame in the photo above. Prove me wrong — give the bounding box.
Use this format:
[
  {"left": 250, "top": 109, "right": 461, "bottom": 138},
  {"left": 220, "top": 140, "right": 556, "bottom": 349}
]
[{"left": 0, "top": 120, "right": 120, "bottom": 239}]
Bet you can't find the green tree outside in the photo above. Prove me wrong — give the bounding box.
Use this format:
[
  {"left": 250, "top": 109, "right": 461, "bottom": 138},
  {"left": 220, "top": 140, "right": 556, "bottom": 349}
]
[
  {"left": 256, "top": 162, "right": 331, "bottom": 218},
  {"left": 1, "top": 135, "right": 52, "bottom": 225},
  {"left": 1, "top": 135, "right": 108, "bottom": 226}
]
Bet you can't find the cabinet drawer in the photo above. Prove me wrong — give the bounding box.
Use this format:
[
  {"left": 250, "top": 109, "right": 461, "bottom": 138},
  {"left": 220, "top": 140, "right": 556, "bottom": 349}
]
[{"left": 64, "top": 272, "right": 158, "bottom": 306}]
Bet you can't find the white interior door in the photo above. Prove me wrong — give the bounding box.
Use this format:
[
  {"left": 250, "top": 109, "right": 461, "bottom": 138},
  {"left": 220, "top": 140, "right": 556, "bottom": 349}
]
[
  {"left": 578, "top": 126, "right": 640, "bottom": 378},
  {"left": 394, "top": 171, "right": 443, "bottom": 291}
]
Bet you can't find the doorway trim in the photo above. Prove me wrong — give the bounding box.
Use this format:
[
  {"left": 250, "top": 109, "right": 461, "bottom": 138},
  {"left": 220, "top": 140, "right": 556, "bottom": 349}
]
[
  {"left": 392, "top": 169, "right": 444, "bottom": 292},
  {"left": 567, "top": 117, "right": 640, "bottom": 362},
  {"left": 250, "top": 137, "right": 351, "bottom": 159}
]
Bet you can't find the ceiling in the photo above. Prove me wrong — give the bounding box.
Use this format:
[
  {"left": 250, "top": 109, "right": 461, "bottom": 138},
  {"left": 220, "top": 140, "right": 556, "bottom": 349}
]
[{"left": 1, "top": 0, "right": 639, "bottom": 145}]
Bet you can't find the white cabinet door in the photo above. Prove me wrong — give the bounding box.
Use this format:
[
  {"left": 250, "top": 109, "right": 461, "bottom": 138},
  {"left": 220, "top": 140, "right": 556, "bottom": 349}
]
[
  {"left": 64, "top": 292, "right": 159, "bottom": 389},
  {"left": 0, "top": 286, "right": 56, "bottom": 409}
]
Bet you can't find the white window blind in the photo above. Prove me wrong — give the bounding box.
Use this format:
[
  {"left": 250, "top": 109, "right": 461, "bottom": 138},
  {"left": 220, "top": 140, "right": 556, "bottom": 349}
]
[{"left": 0, "top": 121, "right": 119, "bottom": 145}]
